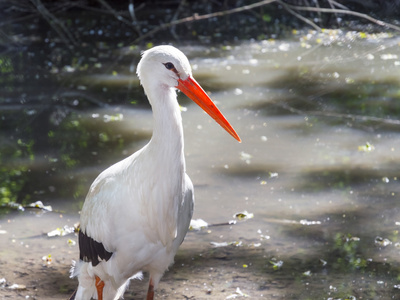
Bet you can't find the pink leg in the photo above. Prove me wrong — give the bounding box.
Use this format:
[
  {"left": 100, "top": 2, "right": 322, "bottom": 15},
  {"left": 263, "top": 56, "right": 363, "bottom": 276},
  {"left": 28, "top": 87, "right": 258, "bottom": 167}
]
[
  {"left": 146, "top": 277, "right": 154, "bottom": 300},
  {"left": 95, "top": 276, "right": 105, "bottom": 300}
]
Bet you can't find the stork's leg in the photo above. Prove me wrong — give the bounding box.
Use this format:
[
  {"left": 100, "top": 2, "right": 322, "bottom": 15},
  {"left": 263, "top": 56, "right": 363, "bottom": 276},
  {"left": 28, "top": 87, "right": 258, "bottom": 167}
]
[
  {"left": 95, "top": 275, "right": 105, "bottom": 300},
  {"left": 146, "top": 277, "right": 155, "bottom": 300}
]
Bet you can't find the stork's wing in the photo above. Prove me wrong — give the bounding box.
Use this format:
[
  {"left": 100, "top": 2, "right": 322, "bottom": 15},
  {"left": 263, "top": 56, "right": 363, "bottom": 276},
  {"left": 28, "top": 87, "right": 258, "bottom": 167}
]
[{"left": 79, "top": 230, "right": 113, "bottom": 266}]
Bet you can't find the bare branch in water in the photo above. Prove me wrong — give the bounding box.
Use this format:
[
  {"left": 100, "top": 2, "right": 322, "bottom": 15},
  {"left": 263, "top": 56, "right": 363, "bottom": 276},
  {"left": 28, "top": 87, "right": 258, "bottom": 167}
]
[
  {"left": 133, "top": 0, "right": 278, "bottom": 43},
  {"left": 96, "top": 0, "right": 142, "bottom": 37},
  {"left": 30, "top": 0, "right": 78, "bottom": 47},
  {"left": 281, "top": 1, "right": 400, "bottom": 32},
  {"left": 277, "top": 1, "right": 322, "bottom": 31},
  {"left": 133, "top": 0, "right": 400, "bottom": 43}
]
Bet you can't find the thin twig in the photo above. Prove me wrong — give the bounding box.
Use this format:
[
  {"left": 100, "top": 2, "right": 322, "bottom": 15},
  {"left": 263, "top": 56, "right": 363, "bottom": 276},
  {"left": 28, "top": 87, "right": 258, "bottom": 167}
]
[
  {"left": 328, "top": 0, "right": 349, "bottom": 10},
  {"left": 277, "top": 0, "right": 322, "bottom": 31},
  {"left": 314, "top": 0, "right": 323, "bottom": 24},
  {"left": 0, "top": 13, "right": 37, "bottom": 28},
  {"left": 327, "top": 0, "right": 340, "bottom": 27},
  {"left": 128, "top": 0, "right": 142, "bottom": 37},
  {"left": 283, "top": 2, "right": 400, "bottom": 32},
  {"left": 30, "top": 0, "right": 78, "bottom": 46},
  {"left": 133, "top": 0, "right": 278, "bottom": 43},
  {"left": 96, "top": 0, "right": 142, "bottom": 33},
  {"left": 170, "top": 0, "right": 188, "bottom": 41}
]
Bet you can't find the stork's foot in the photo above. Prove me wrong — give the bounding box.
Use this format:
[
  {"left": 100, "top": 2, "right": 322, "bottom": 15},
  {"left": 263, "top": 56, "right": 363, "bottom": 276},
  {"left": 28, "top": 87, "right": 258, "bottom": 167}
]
[
  {"left": 146, "top": 277, "right": 154, "bottom": 300},
  {"left": 95, "top": 276, "right": 105, "bottom": 300}
]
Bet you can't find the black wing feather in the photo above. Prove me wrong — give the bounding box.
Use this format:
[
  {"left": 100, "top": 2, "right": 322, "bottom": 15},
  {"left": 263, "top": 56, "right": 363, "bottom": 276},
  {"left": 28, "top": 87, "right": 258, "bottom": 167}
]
[{"left": 79, "top": 230, "right": 113, "bottom": 266}]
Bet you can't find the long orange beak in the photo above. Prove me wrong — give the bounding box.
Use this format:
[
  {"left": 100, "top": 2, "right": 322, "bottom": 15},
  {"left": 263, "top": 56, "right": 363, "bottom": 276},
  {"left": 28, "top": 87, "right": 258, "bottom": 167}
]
[{"left": 177, "top": 76, "right": 241, "bottom": 142}]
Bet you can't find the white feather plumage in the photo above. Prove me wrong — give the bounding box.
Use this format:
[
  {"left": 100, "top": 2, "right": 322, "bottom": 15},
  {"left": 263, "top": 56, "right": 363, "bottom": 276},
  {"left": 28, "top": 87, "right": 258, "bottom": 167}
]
[
  {"left": 70, "top": 45, "right": 239, "bottom": 300},
  {"left": 72, "top": 46, "right": 194, "bottom": 299}
]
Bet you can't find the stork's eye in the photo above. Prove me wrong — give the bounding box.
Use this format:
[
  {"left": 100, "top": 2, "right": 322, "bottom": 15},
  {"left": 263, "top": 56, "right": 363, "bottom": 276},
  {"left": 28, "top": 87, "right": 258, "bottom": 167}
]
[{"left": 164, "top": 62, "right": 175, "bottom": 70}]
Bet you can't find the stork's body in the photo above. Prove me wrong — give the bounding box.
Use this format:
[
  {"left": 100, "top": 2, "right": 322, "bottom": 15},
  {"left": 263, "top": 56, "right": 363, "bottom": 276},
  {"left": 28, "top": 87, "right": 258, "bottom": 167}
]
[{"left": 71, "top": 45, "right": 240, "bottom": 300}]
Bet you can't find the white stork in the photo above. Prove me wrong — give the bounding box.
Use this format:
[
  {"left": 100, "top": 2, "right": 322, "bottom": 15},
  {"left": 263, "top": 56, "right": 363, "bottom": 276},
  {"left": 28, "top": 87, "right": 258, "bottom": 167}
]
[{"left": 70, "top": 45, "right": 240, "bottom": 300}]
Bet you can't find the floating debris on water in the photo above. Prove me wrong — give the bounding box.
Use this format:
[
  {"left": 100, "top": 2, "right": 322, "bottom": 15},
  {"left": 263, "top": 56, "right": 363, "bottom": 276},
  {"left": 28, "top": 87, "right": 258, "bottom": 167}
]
[
  {"left": 381, "top": 54, "right": 398, "bottom": 60},
  {"left": 300, "top": 219, "right": 321, "bottom": 226},
  {"left": 226, "top": 287, "right": 250, "bottom": 299},
  {"left": 239, "top": 151, "right": 252, "bottom": 164},
  {"left": 269, "top": 172, "right": 278, "bottom": 178},
  {"left": 210, "top": 241, "right": 229, "bottom": 248},
  {"left": 234, "top": 88, "right": 243, "bottom": 96},
  {"left": 28, "top": 201, "right": 52, "bottom": 211},
  {"left": 210, "top": 240, "right": 243, "bottom": 248},
  {"left": 103, "top": 113, "right": 123, "bottom": 123},
  {"left": 358, "top": 142, "right": 374, "bottom": 152},
  {"left": 47, "top": 225, "right": 75, "bottom": 237},
  {"left": 374, "top": 236, "right": 392, "bottom": 247},
  {"left": 189, "top": 219, "right": 209, "bottom": 231},
  {"left": 42, "top": 254, "right": 52, "bottom": 266},
  {"left": 270, "top": 259, "right": 284, "bottom": 270},
  {"left": 234, "top": 211, "right": 254, "bottom": 220},
  {"left": 4, "top": 202, "right": 24, "bottom": 211},
  {"left": 68, "top": 239, "right": 77, "bottom": 246},
  {"left": 8, "top": 283, "right": 26, "bottom": 290}
]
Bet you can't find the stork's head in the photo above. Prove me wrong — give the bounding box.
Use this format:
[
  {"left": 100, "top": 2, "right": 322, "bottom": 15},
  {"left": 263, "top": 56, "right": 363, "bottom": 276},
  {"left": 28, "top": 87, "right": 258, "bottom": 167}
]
[
  {"left": 137, "top": 45, "right": 192, "bottom": 89},
  {"left": 137, "top": 45, "right": 241, "bottom": 142}
]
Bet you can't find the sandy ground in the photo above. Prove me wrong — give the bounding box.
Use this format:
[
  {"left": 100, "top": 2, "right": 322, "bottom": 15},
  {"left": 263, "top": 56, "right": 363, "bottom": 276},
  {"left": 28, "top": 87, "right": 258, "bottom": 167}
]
[
  {"left": 2, "top": 208, "right": 400, "bottom": 300},
  {"left": 0, "top": 211, "right": 279, "bottom": 300}
]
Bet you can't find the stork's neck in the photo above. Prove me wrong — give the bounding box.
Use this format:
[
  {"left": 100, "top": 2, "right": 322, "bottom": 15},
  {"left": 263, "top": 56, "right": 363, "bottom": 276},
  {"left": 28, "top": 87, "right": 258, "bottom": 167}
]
[{"left": 146, "top": 85, "right": 185, "bottom": 170}]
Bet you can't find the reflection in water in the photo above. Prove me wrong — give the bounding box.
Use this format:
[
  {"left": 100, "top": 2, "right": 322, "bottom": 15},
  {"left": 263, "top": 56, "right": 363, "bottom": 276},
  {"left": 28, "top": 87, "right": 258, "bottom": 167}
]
[{"left": 1, "top": 30, "right": 400, "bottom": 299}]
